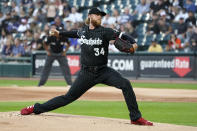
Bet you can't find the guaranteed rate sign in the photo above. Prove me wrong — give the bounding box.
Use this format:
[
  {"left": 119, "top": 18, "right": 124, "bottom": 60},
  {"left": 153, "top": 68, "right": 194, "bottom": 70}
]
[{"left": 139, "top": 56, "right": 193, "bottom": 78}]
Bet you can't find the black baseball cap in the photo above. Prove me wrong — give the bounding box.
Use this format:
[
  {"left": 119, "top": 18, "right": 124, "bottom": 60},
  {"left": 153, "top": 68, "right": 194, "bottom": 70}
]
[{"left": 88, "top": 7, "right": 106, "bottom": 16}]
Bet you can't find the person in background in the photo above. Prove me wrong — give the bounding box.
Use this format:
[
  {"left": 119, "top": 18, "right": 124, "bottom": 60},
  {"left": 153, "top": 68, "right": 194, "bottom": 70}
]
[
  {"left": 30, "top": 32, "right": 43, "bottom": 51},
  {"left": 11, "top": 38, "right": 25, "bottom": 57},
  {"left": 190, "top": 27, "right": 197, "bottom": 52},
  {"left": 166, "top": 34, "right": 182, "bottom": 52},
  {"left": 133, "top": 0, "right": 150, "bottom": 15},
  {"left": 38, "top": 25, "right": 72, "bottom": 87},
  {"left": 184, "top": 0, "right": 196, "bottom": 13},
  {"left": 1, "top": 38, "right": 13, "bottom": 57},
  {"left": 185, "top": 11, "right": 196, "bottom": 26},
  {"left": 119, "top": 7, "right": 134, "bottom": 24},
  {"left": 46, "top": 1, "right": 57, "bottom": 23},
  {"left": 64, "top": 7, "right": 83, "bottom": 23},
  {"left": 148, "top": 40, "right": 163, "bottom": 52}
]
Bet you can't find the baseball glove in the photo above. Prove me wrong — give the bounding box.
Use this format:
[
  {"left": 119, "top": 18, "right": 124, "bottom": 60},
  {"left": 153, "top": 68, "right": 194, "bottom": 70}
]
[{"left": 114, "top": 38, "right": 135, "bottom": 54}]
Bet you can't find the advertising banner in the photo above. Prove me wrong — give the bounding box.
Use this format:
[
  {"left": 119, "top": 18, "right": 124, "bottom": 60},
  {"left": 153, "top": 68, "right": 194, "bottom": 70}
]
[
  {"left": 33, "top": 54, "right": 80, "bottom": 76},
  {"left": 138, "top": 56, "right": 195, "bottom": 78},
  {"left": 32, "top": 52, "right": 196, "bottom": 78}
]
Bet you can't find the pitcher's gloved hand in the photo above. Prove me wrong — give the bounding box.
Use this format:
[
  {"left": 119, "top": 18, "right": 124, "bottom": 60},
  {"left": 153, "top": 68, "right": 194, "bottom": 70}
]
[{"left": 114, "top": 38, "right": 138, "bottom": 54}]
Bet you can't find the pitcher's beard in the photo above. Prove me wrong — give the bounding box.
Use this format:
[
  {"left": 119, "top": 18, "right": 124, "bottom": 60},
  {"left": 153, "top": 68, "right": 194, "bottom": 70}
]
[{"left": 91, "top": 19, "right": 101, "bottom": 27}]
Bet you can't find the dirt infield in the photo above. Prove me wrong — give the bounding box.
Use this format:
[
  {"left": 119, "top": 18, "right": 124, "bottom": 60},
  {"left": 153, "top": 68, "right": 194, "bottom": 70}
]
[
  {"left": 0, "top": 86, "right": 197, "bottom": 131},
  {"left": 0, "top": 86, "right": 197, "bottom": 102}
]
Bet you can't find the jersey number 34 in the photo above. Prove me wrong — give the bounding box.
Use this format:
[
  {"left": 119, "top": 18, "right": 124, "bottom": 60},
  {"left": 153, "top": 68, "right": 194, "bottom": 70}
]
[{"left": 94, "top": 47, "right": 105, "bottom": 56}]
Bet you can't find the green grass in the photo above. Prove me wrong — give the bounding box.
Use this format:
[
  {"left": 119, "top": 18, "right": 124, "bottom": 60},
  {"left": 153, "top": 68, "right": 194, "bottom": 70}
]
[
  {"left": 131, "top": 83, "right": 197, "bottom": 89},
  {"left": 0, "top": 79, "right": 196, "bottom": 89},
  {"left": 0, "top": 101, "right": 197, "bottom": 126}
]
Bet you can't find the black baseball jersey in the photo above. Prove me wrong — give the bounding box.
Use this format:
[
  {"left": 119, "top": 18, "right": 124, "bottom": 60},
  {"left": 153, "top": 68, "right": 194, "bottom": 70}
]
[
  {"left": 44, "top": 36, "right": 69, "bottom": 53},
  {"left": 60, "top": 25, "right": 120, "bottom": 66}
]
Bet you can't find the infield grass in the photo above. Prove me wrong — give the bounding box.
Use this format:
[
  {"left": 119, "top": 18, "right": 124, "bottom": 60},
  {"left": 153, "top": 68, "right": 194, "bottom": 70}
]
[
  {"left": 0, "top": 79, "right": 196, "bottom": 89},
  {"left": 0, "top": 101, "right": 197, "bottom": 127}
]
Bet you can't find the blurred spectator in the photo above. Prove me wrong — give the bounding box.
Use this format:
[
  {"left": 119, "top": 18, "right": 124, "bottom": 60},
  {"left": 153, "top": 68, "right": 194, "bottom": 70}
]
[
  {"left": 119, "top": 24, "right": 126, "bottom": 32},
  {"left": 174, "top": 8, "right": 188, "bottom": 22},
  {"left": 147, "top": 40, "right": 163, "bottom": 52},
  {"left": 58, "top": 0, "right": 71, "bottom": 17},
  {"left": 11, "top": 38, "right": 25, "bottom": 57},
  {"left": 146, "top": 13, "right": 160, "bottom": 35},
  {"left": 146, "top": 20, "right": 160, "bottom": 35},
  {"left": 19, "top": 7, "right": 27, "bottom": 19},
  {"left": 177, "top": 33, "right": 190, "bottom": 52},
  {"left": 176, "top": 17, "right": 187, "bottom": 34},
  {"left": 57, "top": 0, "right": 64, "bottom": 16},
  {"left": 20, "top": 0, "right": 33, "bottom": 16},
  {"left": 150, "top": 0, "right": 166, "bottom": 14},
  {"left": 189, "top": 27, "right": 197, "bottom": 51},
  {"left": 0, "top": 30, "right": 7, "bottom": 52},
  {"left": 157, "top": 17, "right": 170, "bottom": 34},
  {"left": 32, "top": 1, "right": 46, "bottom": 17},
  {"left": 102, "top": 14, "right": 111, "bottom": 26},
  {"left": 64, "top": 7, "right": 83, "bottom": 23},
  {"left": 183, "top": 0, "right": 196, "bottom": 13},
  {"left": 0, "top": 32, "right": 13, "bottom": 53},
  {"left": 108, "top": 9, "right": 121, "bottom": 26},
  {"left": 185, "top": 11, "right": 196, "bottom": 26},
  {"left": 51, "top": 16, "right": 64, "bottom": 30},
  {"left": 160, "top": 9, "right": 173, "bottom": 23},
  {"left": 1, "top": 1, "right": 12, "bottom": 14},
  {"left": 119, "top": 7, "right": 134, "bottom": 24},
  {"left": 46, "top": 1, "right": 57, "bottom": 22},
  {"left": 1, "top": 39, "right": 13, "bottom": 56},
  {"left": 61, "top": 1, "right": 71, "bottom": 18},
  {"left": 34, "top": 8, "right": 47, "bottom": 25},
  {"left": 29, "top": 33, "right": 43, "bottom": 51},
  {"left": 17, "top": 18, "right": 30, "bottom": 33},
  {"left": 63, "top": 0, "right": 71, "bottom": 13},
  {"left": 133, "top": 0, "right": 150, "bottom": 15},
  {"left": 23, "top": 29, "right": 34, "bottom": 55},
  {"left": 11, "top": 1, "right": 20, "bottom": 14},
  {"left": 1, "top": 13, "right": 12, "bottom": 34},
  {"left": 166, "top": 34, "right": 182, "bottom": 52},
  {"left": 0, "top": 11, "right": 6, "bottom": 26},
  {"left": 172, "top": 0, "right": 180, "bottom": 7},
  {"left": 125, "top": 22, "right": 138, "bottom": 38},
  {"left": 191, "top": 39, "right": 197, "bottom": 52}
]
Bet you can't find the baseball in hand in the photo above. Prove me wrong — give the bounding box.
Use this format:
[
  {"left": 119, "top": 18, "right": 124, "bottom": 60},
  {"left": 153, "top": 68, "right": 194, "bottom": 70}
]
[{"left": 49, "top": 29, "right": 59, "bottom": 37}]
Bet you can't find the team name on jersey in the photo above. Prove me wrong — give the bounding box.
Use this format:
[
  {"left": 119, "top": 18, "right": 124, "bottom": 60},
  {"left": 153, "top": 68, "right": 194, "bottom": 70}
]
[{"left": 79, "top": 35, "right": 102, "bottom": 46}]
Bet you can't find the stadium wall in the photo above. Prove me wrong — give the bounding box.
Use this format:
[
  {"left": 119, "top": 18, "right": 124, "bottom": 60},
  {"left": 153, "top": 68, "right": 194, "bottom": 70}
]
[{"left": 32, "top": 51, "right": 197, "bottom": 79}]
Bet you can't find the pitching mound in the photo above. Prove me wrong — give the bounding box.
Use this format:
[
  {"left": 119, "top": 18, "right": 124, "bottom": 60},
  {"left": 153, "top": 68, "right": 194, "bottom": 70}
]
[{"left": 0, "top": 112, "right": 196, "bottom": 131}]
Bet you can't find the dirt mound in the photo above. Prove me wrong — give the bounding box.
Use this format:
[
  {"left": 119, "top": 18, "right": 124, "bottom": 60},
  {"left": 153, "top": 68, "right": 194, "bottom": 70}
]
[{"left": 0, "top": 112, "right": 196, "bottom": 131}]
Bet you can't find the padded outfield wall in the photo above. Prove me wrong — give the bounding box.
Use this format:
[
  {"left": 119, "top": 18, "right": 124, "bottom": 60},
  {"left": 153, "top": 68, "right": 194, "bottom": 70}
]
[{"left": 32, "top": 51, "right": 197, "bottom": 79}]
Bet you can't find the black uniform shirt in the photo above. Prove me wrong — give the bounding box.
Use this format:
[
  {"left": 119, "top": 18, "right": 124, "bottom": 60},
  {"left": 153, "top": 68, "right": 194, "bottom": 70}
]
[
  {"left": 60, "top": 25, "right": 120, "bottom": 66},
  {"left": 44, "top": 36, "right": 69, "bottom": 53}
]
